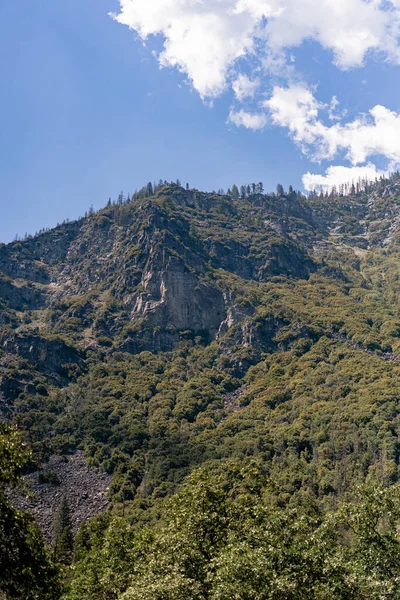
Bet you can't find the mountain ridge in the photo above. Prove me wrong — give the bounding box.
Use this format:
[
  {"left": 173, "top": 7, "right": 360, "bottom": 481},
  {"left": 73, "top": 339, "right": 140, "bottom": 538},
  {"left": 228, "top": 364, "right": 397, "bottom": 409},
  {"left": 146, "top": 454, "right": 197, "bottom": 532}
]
[{"left": 2, "top": 177, "right": 400, "bottom": 509}]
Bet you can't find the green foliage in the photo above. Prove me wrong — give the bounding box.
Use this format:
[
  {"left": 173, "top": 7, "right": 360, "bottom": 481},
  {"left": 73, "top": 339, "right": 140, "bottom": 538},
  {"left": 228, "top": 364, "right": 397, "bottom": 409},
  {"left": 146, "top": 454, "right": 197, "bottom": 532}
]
[
  {"left": 5, "top": 177, "right": 400, "bottom": 598},
  {"left": 0, "top": 425, "right": 32, "bottom": 487},
  {"left": 53, "top": 496, "right": 74, "bottom": 565},
  {"left": 38, "top": 470, "right": 60, "bottom": 485},
  {"left": 0, "top": 426, "right": 62, "bottom": 599},
  {"left": 67, "top": 515, "right": 135, "bottom": 600},
  {"left": 66, "top": 464, "right": 400, "bottom": 600}
]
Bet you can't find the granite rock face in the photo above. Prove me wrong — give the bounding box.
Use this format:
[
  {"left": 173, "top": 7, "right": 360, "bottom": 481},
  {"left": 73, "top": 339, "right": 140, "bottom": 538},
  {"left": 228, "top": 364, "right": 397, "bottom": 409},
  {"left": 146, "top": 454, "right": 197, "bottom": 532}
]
[
  {"left": 132, "top": 256, "right": 226, "bottom": 335},
  {"left": 0, "top": 278, "right": 47, "bottom": 310},
  {"left": 2, "top": 333, "right": 84, "bottom": 379},
  {"left": 0, "top": 184, "right": 322, "bottom": 401},
  {"left": 0, "top": 185, "right": 318, "bottom": 362}
]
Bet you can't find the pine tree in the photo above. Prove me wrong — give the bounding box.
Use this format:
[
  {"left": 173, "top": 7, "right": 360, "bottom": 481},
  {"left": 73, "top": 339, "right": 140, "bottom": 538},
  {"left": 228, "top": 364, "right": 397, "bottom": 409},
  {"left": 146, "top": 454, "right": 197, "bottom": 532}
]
[
  {"left": 53, "top": 495, "right": 74, "bottom": 565},
  {"left": 231, "top": 184, "right": 239, "bottom": 200}
]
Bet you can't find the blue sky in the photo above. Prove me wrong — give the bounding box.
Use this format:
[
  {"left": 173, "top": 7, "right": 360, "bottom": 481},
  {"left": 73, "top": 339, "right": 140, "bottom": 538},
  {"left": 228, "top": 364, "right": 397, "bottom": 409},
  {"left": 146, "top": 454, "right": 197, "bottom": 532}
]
[{"left": 1, "top": 0, "right": 400, "bottom": 242}]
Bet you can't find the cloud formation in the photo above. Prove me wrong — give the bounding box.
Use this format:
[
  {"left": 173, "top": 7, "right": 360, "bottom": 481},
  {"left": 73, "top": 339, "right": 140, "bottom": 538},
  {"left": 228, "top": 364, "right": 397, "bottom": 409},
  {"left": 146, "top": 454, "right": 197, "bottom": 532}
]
[
  {"left": 111, "top": 0, "right": 259, "bottom": 98},
  {"left": 302, "top": 164, "right": 388, "bottom": 192},
  {"left": 232, "top": 75, "right": 260, "bottom": 102},
  {"left": 265, "top": 85, "right": 400, "bottom": 165},
  {"left": 112, "top": 0, "right": 400, "bottom": 187},
  {"left": 228, "top": 108, "right": 268, "bottom": 129},
  {"left": 112, "top": 0, "right": 400, "bottom": 98}
]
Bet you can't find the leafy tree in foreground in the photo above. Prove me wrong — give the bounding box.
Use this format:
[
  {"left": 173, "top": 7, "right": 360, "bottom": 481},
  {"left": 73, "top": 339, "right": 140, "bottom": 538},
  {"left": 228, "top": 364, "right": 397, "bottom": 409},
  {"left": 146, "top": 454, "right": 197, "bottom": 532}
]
[
  {"left": 67, "top": 462, "right": 400, "bottom": 600},
  {"left": 120, "top": 464, "right": 345, "bottom": 600},
  {"left": 0, "top": 425, "right": 62, "bottom": 599}
]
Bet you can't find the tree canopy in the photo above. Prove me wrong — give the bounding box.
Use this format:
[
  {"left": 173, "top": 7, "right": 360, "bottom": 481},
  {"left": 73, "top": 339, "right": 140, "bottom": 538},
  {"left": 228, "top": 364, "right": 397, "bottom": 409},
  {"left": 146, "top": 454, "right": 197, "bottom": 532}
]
[{"left": 0, "top": 425, "right": 62, "bottom": 600}]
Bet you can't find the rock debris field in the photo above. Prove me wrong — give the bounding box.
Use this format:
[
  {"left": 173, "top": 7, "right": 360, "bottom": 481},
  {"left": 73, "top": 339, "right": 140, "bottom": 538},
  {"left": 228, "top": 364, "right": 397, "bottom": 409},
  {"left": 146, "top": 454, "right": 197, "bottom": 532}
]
[{"left": 9, "top": 451, "right": 111, "bottom": 544}]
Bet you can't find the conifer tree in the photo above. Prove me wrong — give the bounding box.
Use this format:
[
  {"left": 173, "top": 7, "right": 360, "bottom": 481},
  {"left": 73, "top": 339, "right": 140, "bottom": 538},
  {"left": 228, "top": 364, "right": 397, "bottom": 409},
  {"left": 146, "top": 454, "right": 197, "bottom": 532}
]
[
  {"left": 231, "top": 184, "right": 239, "bottom": 200},
  {"left": 146, "top": 182, "right": 153, "bottom": 197},
  {"left": 53, "top": 495, "right": 74, "bottom": 565}
]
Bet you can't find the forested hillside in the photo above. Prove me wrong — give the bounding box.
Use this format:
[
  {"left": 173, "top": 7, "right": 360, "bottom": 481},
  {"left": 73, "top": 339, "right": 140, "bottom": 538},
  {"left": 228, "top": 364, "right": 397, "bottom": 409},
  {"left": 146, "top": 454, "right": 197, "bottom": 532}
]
[{"left": 2, "top": 176, "right": 400, "bottom": 598}]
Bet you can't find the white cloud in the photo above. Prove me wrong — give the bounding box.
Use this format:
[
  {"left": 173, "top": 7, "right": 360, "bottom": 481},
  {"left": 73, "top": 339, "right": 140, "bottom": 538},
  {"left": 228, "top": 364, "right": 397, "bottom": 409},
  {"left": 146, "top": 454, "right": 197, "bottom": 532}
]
[
  {"left": 264, "top": 84, "right": 321, "bottom": 144},
  {"left": 265, "top": 84, "right": 400, "bottom": 165},
  {"left": 232, "top": 74, "right": 259, "bottom": 101},
  {"left": 112, "top": 1, "right": 400, "bottom": 191},
  {"left": 228, "top": 108, "right": 268, "bottom": 129},
  {"left": 263, "top": 0, "right": 399, "bottom": 70},
  {"left": 328, "top": 96, "right": 346, "bottom": 121},
  {"left": 111, "top": 0, "right": 262, "bottom": 98},
  {"left": 112, "top": 0, "right": 400, "bottom": 98},
  {"left": 302, "top": 164, "right": 388, "bottom": 192}
]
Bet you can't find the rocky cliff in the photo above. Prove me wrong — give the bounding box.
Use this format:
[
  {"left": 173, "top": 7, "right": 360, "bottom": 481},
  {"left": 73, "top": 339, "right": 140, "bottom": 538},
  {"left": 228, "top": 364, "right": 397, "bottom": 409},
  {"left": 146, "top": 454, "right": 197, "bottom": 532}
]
[{"left": 0, "top": 184, "right": 318, "bottom": 361}]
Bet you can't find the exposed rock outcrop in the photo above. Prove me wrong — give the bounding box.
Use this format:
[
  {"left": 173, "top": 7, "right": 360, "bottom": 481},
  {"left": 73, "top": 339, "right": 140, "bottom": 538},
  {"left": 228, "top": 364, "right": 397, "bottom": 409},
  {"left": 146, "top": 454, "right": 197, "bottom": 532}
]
[
  {"left": 0, "top": 277, "right": 47, "bottom": 310},
  {"left": 2, "top": 333, "right": 85, "bottom": 380},
  {"left": 131, "top": 256, "right": 226, "bottom": 338}
]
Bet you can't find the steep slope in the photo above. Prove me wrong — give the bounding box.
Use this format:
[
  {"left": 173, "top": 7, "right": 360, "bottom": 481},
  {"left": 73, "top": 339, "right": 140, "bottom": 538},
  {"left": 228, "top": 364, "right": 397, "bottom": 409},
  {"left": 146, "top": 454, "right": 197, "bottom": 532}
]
[
  {"left": 2, "top": 178, "right": 400, "bottom": 510},
  {"left": 0, "top": 184, "right": 316, "bottom": 386}
]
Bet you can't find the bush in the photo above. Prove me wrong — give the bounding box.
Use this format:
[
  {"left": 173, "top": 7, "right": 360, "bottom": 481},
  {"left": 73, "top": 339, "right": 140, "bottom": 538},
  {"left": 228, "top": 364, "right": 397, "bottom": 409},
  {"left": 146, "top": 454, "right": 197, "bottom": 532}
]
[{"left": 38, "top": 470, "right": 60, "bottom": 486}]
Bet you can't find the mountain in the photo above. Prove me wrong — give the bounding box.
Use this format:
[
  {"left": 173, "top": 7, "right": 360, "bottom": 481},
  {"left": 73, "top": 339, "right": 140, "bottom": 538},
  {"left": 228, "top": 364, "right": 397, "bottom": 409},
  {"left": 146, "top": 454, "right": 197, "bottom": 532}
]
[
  {"left": 3, "top": 177, "right": 400, "bottom": 597},
  {"left": 2, "top": 179, "right": 400, "bottom": 495},
  {"left": 0, "top": 177, "right": 400, "bottom": 500}
]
